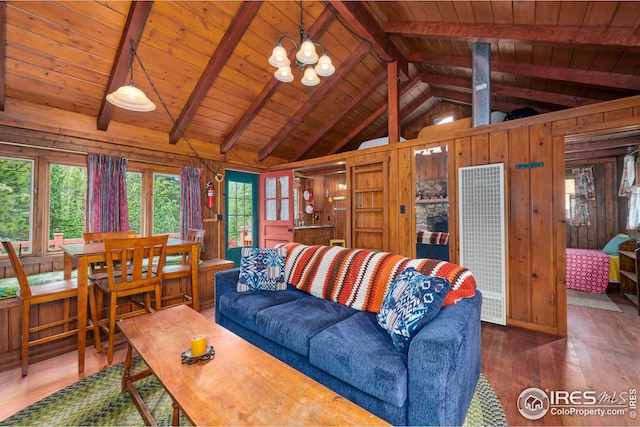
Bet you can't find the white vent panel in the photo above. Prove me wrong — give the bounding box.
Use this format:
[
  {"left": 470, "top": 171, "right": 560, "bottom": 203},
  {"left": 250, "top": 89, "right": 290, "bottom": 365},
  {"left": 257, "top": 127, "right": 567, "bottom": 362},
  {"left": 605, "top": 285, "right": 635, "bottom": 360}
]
[{"left": 459, "top": 164, "right": 506, "bottom": 325}]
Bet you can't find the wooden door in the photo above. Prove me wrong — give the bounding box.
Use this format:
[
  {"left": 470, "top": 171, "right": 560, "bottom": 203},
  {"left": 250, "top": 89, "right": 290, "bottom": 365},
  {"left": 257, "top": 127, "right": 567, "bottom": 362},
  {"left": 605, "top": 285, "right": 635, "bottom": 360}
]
[
  {"left": 259, "top": 170, "right": 294, "bottom": 248},
  {"left": 348, "top": 154, "right": 389, "bottom": 251}
]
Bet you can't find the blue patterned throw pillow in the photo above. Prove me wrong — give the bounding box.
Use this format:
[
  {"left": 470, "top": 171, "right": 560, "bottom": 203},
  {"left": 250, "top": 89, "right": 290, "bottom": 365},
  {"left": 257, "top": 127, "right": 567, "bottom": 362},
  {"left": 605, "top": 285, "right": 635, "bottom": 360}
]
[
  {"left": 377, "top": 267, "right": 450, "bottom": 353},
  {"left": 237, "top": 247, "right": 287, "bottom": 292}
]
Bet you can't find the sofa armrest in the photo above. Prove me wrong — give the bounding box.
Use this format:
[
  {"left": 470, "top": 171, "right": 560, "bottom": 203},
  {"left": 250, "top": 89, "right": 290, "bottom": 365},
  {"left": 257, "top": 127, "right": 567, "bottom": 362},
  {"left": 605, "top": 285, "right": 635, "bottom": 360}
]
[
  {"left": 407, "top": 291, "right": 482, "bottom": 426},
  {"left": 214, "top": 268, "right": 240, "bottom": 323}
]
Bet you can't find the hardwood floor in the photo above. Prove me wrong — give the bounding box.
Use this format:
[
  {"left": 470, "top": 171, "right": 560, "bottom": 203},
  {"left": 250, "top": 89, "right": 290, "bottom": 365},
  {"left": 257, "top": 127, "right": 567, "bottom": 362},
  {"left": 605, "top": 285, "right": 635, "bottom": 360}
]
[
  {"left": 484, "top": 292, "right": 640, "bottom": 426},
  {"left": 1, "top": 300, "right": 639, "bottom": 426}
]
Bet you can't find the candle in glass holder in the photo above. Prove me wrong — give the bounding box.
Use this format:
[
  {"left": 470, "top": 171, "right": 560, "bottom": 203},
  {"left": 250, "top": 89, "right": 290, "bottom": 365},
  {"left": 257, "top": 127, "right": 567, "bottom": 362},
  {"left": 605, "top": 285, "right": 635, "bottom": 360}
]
[{"left": 190, "top": 334, "right": 207, "bottom": 356}]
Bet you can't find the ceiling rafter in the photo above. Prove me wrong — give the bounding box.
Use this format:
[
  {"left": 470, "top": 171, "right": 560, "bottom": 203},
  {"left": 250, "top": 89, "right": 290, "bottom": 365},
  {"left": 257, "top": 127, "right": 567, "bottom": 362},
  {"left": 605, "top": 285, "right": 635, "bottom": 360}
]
[
  {"left": 328, "top": 74, "right": 422, "bottom": 155},
  {"left": 289, "top": 72, "right": 390, "bottom": 161},
  {"left": 382, "top": 22, "right": 640, "bottom": 51},
  {"left": 168, "top": 1, "right": 263, "bottom": 145},
  {"left": 96, "top": 1, "right": 154, "bottom": 132},
  {"left": 220, "top": 6, "right": 335, "bottom": 154},
  {"left": 406, "top": 53, "right": 640, "bottom": 92},
  {"left": 429, "top": 88, "right": 554, "bottom": 115},
  {"left": 421, "top": 73, "right": 603, "bottom": 108},
  {"left": 258, "top": 41, "right": 371, "bottom": 161},
  {"left": 369, "top": 87, "right": 435, "bottom": 141},
  {"left": 329, "top": 1, "right": 409, "bottom": 80}
]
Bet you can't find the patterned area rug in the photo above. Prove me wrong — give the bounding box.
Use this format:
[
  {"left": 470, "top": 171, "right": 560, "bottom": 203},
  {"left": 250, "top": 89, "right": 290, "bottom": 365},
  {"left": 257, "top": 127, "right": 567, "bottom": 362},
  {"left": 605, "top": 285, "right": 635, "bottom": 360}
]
[
  {"left": 1, "top": 357, "right": 505, "bottom": 426},
  {"left": 567, "top": 289, "right": 623, "bottom": 312}
]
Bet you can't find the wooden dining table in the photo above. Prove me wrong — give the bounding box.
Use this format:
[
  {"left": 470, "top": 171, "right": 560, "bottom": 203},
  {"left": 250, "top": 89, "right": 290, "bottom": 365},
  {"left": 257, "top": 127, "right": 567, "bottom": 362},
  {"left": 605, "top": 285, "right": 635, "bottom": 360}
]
[{"left": 61, "top": 237, "right": 202, "bottom": 373}]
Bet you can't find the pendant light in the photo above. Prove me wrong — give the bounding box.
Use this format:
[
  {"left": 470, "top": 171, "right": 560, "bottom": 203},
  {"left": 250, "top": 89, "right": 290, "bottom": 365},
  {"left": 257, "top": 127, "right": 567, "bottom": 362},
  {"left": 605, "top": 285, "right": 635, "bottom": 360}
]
[
  {"left": 106, "top": 40, "right": 156, "bottom": 112},
  {"left": 268, "top": 1, "right": 335, "bottom": 86}
]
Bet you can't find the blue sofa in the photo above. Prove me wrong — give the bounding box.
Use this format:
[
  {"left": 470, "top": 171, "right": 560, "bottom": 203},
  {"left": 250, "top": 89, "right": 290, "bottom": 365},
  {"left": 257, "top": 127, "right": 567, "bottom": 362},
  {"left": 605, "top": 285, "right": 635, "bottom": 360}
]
[{"left": 215, "top": 244, "right": 482, "bottom": 426}]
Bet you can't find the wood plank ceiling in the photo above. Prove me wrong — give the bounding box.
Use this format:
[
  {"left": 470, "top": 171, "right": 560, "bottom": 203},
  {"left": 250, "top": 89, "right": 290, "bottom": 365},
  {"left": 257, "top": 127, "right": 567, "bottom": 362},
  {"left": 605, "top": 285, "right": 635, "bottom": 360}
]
[{"left": 2, "top": 1, "right": 639, "bottom": 163}]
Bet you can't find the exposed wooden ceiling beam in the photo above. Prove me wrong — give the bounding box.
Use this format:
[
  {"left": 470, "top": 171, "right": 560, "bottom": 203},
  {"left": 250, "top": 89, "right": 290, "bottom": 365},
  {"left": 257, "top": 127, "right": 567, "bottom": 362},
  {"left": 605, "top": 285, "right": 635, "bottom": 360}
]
[
  {"left": 289, "top": 72, "right": 392, "bottom": 162},
  {"left": 168, "top": 1, "right": 262, "bottom": 144},
  {"left": 328, "top": 75, "right": 421, "bottom": 155},
  {"left": 383, "top": 22, "right": 640, "bottom": 51},
  {"left": 565, "top": 136, "right": 640, "bottom": 154},
  {"left": 566, "top": 147, "right": 629, "bottom": 161},
  {"left": 369, "top": 87, "right": 435, "bottom": 140},
  {"left": 421, "top": 73, "right": 603, "bottom": 108},
  {"left": 220, "top": 6, "right": 335, "bottom": 154},
  {"left": 329, "top": 1, "right": 409, "bottom": 79},
  {"left": 258, "top": 42, "right": 371, "bottom": 161},
  {"left": 97, "top": 1, "right": 154, "bottom": 132},
  {"left": 400, "top": 89, "right": 435, "bottom": 124},
  {"left": 429, "top": 88, "right": 551, "bottom": 115},
  {"left": 406, "top": 53, "right": 640, "bottom": 93}
]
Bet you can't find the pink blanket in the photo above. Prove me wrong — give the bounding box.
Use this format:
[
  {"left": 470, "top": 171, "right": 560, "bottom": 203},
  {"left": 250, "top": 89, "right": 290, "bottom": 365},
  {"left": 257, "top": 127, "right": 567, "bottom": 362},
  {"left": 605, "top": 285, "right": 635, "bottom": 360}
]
[{"left": 566, "top": 248, "right": 610, "bottom": 293}]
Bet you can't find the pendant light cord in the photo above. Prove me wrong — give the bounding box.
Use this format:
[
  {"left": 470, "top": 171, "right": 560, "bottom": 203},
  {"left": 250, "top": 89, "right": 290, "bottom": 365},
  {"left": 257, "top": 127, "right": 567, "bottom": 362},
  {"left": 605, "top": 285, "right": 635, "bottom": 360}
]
[{"left": 127, "top": 40, "right": 234, "bottom": 178}]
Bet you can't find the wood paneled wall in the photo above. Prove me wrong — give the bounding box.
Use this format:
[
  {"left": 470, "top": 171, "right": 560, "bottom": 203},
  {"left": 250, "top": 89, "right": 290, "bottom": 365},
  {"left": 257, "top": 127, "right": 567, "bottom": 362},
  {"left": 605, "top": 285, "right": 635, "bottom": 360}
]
[{"left": 280, "top": 94, "right": 640, "bottom": 337}]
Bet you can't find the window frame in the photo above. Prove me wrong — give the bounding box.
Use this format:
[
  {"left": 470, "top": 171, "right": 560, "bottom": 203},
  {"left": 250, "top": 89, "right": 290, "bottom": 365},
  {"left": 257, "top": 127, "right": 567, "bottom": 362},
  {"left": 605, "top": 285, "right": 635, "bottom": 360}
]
[
  {"left": 0, "top": 154, "right": 36, "bottom": 256},
  {"left": 0, "top": 142, "right": 185, "bottom": 258}
]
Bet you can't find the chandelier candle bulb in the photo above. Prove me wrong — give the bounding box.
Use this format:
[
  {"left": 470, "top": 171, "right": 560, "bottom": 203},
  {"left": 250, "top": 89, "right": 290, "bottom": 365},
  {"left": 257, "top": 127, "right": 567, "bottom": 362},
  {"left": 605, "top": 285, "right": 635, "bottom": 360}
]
[{"left": 190, "top": 335, "right": 207, "bottom": 357}]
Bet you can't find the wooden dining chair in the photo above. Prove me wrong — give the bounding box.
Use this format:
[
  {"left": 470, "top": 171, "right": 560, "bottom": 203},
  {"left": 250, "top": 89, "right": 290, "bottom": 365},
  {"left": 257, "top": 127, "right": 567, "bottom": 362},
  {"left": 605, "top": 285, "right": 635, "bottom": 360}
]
[
  {"left": 91, "top": 234, "right": 168, "bottom": 363},
  {"left": 161, "top": 229, "right": 205, "bottom": 309},
  {"left": 1, "top": 240, "right": 100, "bottom": 376},
  {"left": 83, "top": 230, "right": 136, "bottom": 281}
]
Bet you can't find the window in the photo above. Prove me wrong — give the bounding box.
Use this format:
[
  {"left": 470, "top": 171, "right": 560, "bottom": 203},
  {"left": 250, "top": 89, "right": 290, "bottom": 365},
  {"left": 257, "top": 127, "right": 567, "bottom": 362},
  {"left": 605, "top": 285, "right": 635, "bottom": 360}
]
[
  {"left": 126, "top": 171, "right": 142, "bottom": 235},
  {"left": 434, "top": 115, "right": 454, "bottom": 125},
  {"left": 565, "top": 178, "right": 575, "bottom": 219},
  {"left": 153, "top": 173, "right": 181, "bottom": 236},
  {"left": 49, "top": 164, "right": 87, "bottom": 250},
  {"left": 0, "top": 157, "right": 34, "bottom": 254}
]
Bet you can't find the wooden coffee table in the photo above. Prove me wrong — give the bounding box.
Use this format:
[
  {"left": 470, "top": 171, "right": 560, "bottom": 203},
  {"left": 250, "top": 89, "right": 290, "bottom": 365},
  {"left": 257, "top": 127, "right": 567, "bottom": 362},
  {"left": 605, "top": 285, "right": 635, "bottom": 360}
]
[{"left": 117, "top": 305, "right": 388, "bottom": 426}]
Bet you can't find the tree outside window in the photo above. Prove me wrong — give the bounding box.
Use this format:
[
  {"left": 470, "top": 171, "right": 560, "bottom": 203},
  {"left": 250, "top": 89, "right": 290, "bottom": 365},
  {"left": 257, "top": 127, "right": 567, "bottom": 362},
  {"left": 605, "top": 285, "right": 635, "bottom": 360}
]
[
  {"left": 126, "top": 171, "right": 142, "bottom": 235},
  {"left": 0, "top": 157, "right": 34, "bottom": 254},
  {"left": 49, "top": 164, "right": 86, "bottom": 249},
  {"left": 153, "top": 173, "right": 181, "bottom": 236}
]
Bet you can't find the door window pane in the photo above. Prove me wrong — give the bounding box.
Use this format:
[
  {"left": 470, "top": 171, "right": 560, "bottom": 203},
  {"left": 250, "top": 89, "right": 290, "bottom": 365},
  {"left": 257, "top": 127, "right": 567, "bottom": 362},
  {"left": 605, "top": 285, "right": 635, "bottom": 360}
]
[
  {"left": 0, "top": 157, "right": 34, "bottom": 254},
  {"left": 264, "top": 176, "right": 290, "bottom": 221},
  {"left": 227, "top": 180, "right": 254, "bottom": 247}
]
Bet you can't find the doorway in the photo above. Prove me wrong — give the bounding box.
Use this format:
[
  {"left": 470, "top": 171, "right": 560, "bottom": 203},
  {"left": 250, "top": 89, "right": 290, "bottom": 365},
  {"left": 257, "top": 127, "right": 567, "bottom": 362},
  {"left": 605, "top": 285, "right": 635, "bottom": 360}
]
[{"left": 225, "top": 170, "right": 258, "bottom": 267}]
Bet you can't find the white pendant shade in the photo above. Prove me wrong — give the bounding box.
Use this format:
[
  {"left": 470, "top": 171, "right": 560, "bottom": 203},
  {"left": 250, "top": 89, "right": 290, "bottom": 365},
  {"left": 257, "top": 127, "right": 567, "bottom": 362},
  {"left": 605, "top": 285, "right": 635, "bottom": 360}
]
[
  {"left": 274, "top": 66, "right": 294, "bottom": 83},
  {"left": 268, "top": 44, "right": 290, "bottom": 68},
  {"left": 106, "top": 83, "right": 156, "bottom": 112},
  {"left": 268, "top": 4, "right": 334, "bottom": 85},
  {"left": 301, "top": 66, "right": 320, "bottom": 86},
  {"left": 314, "top": 53, "right": 335, "bottom": 77},
  {"left": 296, "top": 39, "right": 319, "bottom": 65}
]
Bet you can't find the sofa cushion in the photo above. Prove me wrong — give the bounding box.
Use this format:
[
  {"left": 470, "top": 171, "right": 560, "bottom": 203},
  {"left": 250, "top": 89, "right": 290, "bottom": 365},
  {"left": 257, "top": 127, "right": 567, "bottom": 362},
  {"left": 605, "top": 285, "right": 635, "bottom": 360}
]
[
  {"left": 256, "top": 295, "right": 357, "bottom": 356},
  {"left": 377, "top": 267, "right": 450, "bottom": 352},
  {"left": 237, "top": 247, "right": 287, "bottom": 292},
  {"left": 218, "top": 287, "right": 306, "bottom": 332},
  {"left": 309, "top": 311, "right": 408, "bottom": 408}
]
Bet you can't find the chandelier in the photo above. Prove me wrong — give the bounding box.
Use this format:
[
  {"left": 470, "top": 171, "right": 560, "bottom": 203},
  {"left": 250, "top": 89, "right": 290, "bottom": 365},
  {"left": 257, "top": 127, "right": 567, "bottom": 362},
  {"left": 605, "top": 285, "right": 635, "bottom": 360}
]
[
  {"left": 106, "top": 40, "right": 156, "bottom": 112},
  {"left": 268, "top": 2, "right": 335, "bottom": 86}
]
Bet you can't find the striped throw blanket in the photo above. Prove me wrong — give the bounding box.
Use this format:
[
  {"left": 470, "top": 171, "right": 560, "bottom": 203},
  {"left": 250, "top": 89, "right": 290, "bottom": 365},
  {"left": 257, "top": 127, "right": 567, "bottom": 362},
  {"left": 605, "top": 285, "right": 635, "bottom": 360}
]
[
  {"left": 276, "top": 243, "right": 476, "bottom": 312},
  {"left": 417, "top": 231, "right": 449, "bottom": 245}
]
